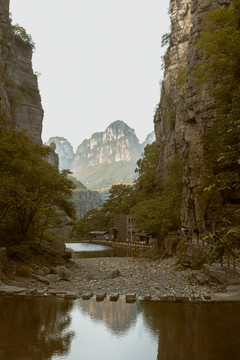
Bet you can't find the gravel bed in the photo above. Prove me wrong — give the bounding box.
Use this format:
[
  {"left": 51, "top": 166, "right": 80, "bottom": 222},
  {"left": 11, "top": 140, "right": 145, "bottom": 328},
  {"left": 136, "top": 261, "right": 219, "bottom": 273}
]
[
  {"left": 69, "top": 256, "right": 213, "bottom": 298},
  {"left": 0, "top": 256, "right": 223, "bottom": 299}
]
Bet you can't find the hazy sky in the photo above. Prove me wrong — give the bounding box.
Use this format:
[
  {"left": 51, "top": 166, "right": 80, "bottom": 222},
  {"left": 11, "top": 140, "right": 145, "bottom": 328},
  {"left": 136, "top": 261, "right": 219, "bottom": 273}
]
[{"left": 10, "top": 0, "right": 170, "bottom": 150}]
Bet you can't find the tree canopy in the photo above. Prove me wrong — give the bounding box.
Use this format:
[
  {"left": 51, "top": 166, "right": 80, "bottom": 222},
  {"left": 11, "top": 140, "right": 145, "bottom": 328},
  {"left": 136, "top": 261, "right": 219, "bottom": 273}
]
[
  {"left": 73, "top": 142, "right": 183, "bottom": 244},
  {"left": 0, "top": 127, "right": 76, "bottom": 256},
  {"left": 131, "top": 155, "right": 183, "bottom": 242}
]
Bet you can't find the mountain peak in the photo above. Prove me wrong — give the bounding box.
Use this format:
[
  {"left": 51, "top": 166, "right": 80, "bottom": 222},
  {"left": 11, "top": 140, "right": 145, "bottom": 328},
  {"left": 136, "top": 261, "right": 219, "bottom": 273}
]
[
  {"left": 46, "top": 137, "right": 75, "bottom": 170},
  {"left": 47, "top": 121, "right": 155, "bottom": 194}
]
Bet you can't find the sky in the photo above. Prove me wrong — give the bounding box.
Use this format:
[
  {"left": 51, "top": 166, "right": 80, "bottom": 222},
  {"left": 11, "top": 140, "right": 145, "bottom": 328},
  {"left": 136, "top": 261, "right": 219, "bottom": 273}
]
[{"left": 10, "top": 0, "right": 170, "bottom": 151}]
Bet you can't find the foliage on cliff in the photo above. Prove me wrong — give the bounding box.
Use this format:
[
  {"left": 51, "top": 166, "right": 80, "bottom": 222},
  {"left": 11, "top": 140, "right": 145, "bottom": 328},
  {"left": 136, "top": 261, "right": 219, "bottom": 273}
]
[
  {"left": 195, "top": 0, "right": 240, "bottom": 261},
  {"left": 0, "top": 127, "right": 76, "bottom": 259},
  {"left": 196, "top": 0, "right": 240, "bottom": 111},
  {"left": 197, "top": 0, "right": 240, "bottom": 206},
  {"left": 11, "top": 24, "right": 35, "bottom": 49}
]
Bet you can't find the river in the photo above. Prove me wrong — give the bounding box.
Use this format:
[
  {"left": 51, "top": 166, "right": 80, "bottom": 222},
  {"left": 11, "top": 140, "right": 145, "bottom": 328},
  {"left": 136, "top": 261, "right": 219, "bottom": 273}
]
[
  {"left": 1, "top": 243, "right": 240, "bottom": 359},
  {"left": 0, "top": 296, "right": 240, "bottom": 359},
  {"left": 65, "top": 242, "right": 141, "bottom": 258}
]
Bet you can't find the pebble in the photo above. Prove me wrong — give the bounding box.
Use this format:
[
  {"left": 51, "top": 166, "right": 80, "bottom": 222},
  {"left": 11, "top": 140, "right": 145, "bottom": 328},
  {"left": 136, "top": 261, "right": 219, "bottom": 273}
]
[{"left": 0, "top": 256, "right": 233, "bottom": 301}]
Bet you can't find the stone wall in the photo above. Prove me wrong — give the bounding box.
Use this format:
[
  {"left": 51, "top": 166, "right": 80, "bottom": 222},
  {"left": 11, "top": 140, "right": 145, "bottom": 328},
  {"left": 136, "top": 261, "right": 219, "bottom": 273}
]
[
  {"left": 0, "top": 0, "right": 43, "bottom": 143},
  {"left": 154, "top": 0, "right": 233, "bottom": 233}
]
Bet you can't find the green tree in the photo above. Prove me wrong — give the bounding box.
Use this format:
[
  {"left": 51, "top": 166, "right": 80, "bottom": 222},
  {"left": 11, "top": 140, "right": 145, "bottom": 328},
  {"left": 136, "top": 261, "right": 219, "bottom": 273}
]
[
  {"left": 72, "top": 144, "right": 183, "bottom": 245},
  {"left": 0, "top": 128, "right": 76, "bottom": 251},
  {"left": 72, "top": 184, "right": 135, "bottom": 239},
  {"left": 134, "top": 142, "right": 159, "bottom": 199},
  {"left": 102, "top": 184, "right": 135, "bottom": 215},
  {"left": 71, "top": 208, "right": 109, "bottom": 239},
  {"left": 131, "top": 155, "right": 183, "bottom": 243}
]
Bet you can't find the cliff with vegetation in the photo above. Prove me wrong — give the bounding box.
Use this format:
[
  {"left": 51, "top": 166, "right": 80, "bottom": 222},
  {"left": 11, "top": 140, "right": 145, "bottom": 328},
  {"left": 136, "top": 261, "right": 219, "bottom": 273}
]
[
  {"left": 0, "top": 0, "right": 43, "bottom": 143},
  {"left": 47, "top": 137, "right": 75, "bottom": 171},
  {"left": 69, "top": 177, "right": 103, "bottom": 219},
  {"left": 154, "top": 0, "right": 238, "bottom": 233},
  {"left": 0, "top": 1, "right": 76, "bottom": 272}
]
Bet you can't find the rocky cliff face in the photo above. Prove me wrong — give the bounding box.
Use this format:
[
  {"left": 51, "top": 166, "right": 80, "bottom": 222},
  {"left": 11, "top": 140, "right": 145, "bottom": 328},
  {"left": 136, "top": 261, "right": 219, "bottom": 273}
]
[
  {"left": 69, "top": 177, "right": 103, "bottom": 219},
  {"left": 141, "top": 131, "right": 156, "bottom": 152},
  {"left": 154, "top": 0, "right": 232, "bottom": 232},
  {"left": 73, "top": 120, "right": 141, "bottom": 171},
  {"left": 72, "top": 189, "right": 103, "bottom": 219},
  {"left": 0, "top": 0, "right": 43, "bottom": 143},
  {"left": 47, "top": 137, "right": 75, "bottom": 171},
  {"left": 48, "top": 121, "right": 155, "bottom": 195}
]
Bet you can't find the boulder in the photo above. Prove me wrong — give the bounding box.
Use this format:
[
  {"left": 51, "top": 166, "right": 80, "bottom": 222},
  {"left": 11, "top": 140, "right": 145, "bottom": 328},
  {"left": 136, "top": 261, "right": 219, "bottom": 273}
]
[
  {"left": 49, "top": 266, "right": 71, "bottom": 280},
  {"left": 107, "top": 270, "right": 121, "bottom": 279}
]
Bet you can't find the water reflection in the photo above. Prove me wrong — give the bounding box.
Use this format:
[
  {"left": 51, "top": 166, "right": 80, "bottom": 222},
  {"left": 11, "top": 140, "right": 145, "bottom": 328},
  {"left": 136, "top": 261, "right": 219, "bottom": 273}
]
[
  {"left": 1, "top": 297, "right": 240, "bottom": 360},
  {"left": 140, "top": 301, "right": 240, "bottom": 360},
  {"left": 66, "top": 242, "right": 140, "bottom": 258},
  {"left": 63, "top": 299, "right": 158, "bottom": 360},
  {"left": 78, "top": 298, "right": 139, "bottom": 334},
  {"left": 0, "top": 296, "right": 74, "bottom": 360}
]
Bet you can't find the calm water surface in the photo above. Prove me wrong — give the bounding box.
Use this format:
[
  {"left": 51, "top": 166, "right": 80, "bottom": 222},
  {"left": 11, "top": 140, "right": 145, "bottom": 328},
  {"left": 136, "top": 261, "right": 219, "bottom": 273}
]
[
  {"left": 0, "top": 297, "right": 240, "bottom": 360},
  {"left": 65, "top": 242, "right": 139, "bottom": 258}
]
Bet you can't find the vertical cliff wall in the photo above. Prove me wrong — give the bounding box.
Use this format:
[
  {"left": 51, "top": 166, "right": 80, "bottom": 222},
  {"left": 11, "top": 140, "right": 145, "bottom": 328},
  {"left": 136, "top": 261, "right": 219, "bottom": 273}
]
[
  {"left": 0, "top": 0, "right": 43, "bottom": 143},
  {"left": 154, "top": 0, "right": 232, "bottom": 232}
]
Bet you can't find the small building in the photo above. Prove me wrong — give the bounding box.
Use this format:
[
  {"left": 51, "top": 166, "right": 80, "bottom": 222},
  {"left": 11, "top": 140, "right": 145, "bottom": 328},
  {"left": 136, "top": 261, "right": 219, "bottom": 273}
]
[
  {"left": 111, "top": 215, "right": 128, "bottom": 242},
  {"left": 110, "top": 214, "right": 154, "bottom": 244},
  {"left": 110, "top": 215, "right": 135, "bottom": 243}
]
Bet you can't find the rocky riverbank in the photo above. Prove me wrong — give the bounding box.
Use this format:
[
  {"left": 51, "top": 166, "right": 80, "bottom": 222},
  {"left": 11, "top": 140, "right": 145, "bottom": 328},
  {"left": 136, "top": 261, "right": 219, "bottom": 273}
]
[{"left": 1, "top": 255, "right": 239, "bottom": 301}]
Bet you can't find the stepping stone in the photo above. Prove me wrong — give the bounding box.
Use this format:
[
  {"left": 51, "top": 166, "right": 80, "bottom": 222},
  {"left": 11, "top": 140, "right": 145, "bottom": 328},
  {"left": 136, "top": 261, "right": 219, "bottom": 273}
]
[
  {"left": 174, "top": 294, "right": 189, "bottom": 302},
  {"left": 96, "top": 293, "right": 107, "bottom": 301},
  {"left": 126, "top": 293, "right": 136, "bottom": 303},
  {"left": 160, "top": 295, "right": 175, "bottom": 302},
  {"left": 143, "top": 294, "right": 152, "bottom": 301},
  {"left": 190, "top": 295, "right": 201, "bottom": 302},
  {"left": 82, "top": 293, "right": 93, "bottom": 300},
  {"left": 110, "top": 293, "right": 119, "bottom": 301},
  {"left": 65, "top": 292, "right": 78, "bottom": 299},
  {"left": 48, "top": 290, "right": 67, "bottom": 295}
]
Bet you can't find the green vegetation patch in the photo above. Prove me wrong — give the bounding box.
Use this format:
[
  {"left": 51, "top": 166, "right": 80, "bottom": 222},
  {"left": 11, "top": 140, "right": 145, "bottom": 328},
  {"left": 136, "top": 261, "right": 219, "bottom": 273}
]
[{"left": 11, "top": 24, "right": 35, "bottom": 50}]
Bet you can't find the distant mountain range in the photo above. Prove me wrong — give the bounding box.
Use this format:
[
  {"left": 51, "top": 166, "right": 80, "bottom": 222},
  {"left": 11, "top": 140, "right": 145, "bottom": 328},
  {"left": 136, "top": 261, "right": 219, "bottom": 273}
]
[{"left": 47, "top": 120, "right": 155, "bottom": 200}]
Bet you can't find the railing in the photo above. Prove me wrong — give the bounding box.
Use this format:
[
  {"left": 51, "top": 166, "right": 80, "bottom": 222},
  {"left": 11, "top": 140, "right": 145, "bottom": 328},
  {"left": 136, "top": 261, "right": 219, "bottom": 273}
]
[
  {"left": 90, "top": 238, "right": 154, "bottom": 249},
  {"left": 185, "top": 234, "right": 240, "bottom": 270}
]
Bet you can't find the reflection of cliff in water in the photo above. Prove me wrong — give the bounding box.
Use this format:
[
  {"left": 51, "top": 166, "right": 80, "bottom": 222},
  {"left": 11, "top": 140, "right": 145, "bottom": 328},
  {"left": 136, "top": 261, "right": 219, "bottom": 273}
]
[
  {"left": 78, "top": 298, "right": 139, "bottom": 335},
  {"left": 140, "top": 301, "right": 240, "bottom": 360},
  {"left": 0, "top": 297, "right": 74, "bottom": 360}
]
